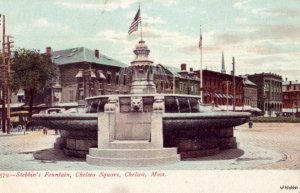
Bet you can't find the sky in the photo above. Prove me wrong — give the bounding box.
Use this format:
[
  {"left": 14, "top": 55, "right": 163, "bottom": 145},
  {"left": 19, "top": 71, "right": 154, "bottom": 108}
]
[{"left": 0, "top": 0, "right": 299, "bottom": 80}]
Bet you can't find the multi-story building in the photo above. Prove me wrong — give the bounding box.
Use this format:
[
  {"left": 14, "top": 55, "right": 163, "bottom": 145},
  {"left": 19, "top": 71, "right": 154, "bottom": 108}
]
[
  {"left": 282, "top": 79, "right": 300, "bottom": 109},
  {"left": 243, "top": 77, "right": 258, "bottom": 108},
  {"left": 247, "top": 73, "right": 282, "bottom": 115},
  {"left": 45, "top": 47, "right": 128, "bottom": 106},
  {"left": 194, "top": 69, "right": 244, "bottom": 107},
  {"left": 165, "top": 64, "right": 200, "bottom": 95}
]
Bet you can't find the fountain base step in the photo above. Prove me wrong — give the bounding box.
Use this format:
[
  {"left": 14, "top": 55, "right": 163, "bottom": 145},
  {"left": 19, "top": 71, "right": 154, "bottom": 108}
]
[
  {"left": 106, "top": 140, "right": 154, "bottom": 149},
  {"left": 89, "top": 147, "right": 178, "bottom": 159},
  {"left": 86, "top": 144, "right": 180, "bottom": 167},
  {"left": 86, "top": 150, "right": 179, "bottom": 167}
]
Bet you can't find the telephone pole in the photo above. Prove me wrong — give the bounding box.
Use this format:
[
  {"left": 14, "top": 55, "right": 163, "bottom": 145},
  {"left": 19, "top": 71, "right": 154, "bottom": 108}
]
[
  {"left": 1, "top": 14, "right": 6, "bottom": 133},
  {"left": 232, "top": 57, "right": 236, "bottom": 111},
  {"left": 0, "top": 14, "right": 13, "bottom": 134},
  {"left": 5, "top": 35, "right": 13, "bottom": 134}
]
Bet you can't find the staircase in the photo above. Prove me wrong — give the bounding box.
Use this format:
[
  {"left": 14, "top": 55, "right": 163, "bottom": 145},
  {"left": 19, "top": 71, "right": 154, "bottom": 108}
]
[{"left": 86, "top": 140, "right": 180, "bottom": 167}]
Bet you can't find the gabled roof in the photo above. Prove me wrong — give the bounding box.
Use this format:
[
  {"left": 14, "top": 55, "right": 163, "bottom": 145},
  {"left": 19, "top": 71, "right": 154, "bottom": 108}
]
[
  {"left": 51, "top": 47, "right": 127, "bottom": 68},
  {"left": 164, "top": 66, "right": 184, "bottom": 78}
]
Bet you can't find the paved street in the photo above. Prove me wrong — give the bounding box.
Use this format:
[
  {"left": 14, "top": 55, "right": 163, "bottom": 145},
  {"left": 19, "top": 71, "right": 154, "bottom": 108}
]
[{"left": 0, "top": 122, "right": 299, "bottom": 170}]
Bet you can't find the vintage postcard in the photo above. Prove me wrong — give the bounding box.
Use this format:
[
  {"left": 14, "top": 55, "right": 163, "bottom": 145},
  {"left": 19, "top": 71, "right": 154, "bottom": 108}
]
[{"left": 0, "top": 0, "right": 299, "bottom": 192}]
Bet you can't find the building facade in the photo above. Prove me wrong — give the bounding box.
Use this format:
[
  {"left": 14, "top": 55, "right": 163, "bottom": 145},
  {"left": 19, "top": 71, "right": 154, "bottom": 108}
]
[
  {"left": 282, "top": 79, "right": 300, "bottom": 109},
  {"left": 194, "top": 69, "right": 244, "bottom": 107},
  {"left": 45, "top": 47, "right": 128, "bottom": 106},
  {"left": 243, "top": 77, "right": 258, "bottom": 108},
  {"left": 247, "top": 73, "right": 282, "bottom": 114}
]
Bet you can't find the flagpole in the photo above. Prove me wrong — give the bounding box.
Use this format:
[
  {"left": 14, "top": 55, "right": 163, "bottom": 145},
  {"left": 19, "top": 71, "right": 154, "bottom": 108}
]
[
  {"left": 139, "top": 0, "right": 143, "bottom": 41},
  {"left": 199, "top": 25, "right": 203, "bottom": 103}
]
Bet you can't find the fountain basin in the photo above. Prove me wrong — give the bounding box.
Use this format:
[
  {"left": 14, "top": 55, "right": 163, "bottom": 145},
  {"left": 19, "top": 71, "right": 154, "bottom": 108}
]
[{"left": 32, "top": 94, "right": 250, "bottom": 159}]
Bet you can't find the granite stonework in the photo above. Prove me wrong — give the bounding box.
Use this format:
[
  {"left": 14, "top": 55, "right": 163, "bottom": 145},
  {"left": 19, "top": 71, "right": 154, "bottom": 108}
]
[{"left": 86, "top": 96, "right": 180, "bottom": 166}]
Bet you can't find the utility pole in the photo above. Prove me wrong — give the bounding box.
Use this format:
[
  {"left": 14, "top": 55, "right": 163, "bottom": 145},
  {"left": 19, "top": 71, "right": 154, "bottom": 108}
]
[
  {"left": 226, "top": 80, "right": 229, "bottom": 111},
  {"left": 5, "top": 35, "right": 13, "bottom": 134},
  {"left": 1, "top": 14, "right": 6, "bottom": 133},
  {"left": 232, "top": 57, "right": 236, "bottom": 111}
]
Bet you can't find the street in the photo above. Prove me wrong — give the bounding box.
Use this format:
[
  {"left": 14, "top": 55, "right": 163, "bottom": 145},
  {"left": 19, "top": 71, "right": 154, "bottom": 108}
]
[{"left": 0, "top": 122, "right": 299, "bottom": 170}]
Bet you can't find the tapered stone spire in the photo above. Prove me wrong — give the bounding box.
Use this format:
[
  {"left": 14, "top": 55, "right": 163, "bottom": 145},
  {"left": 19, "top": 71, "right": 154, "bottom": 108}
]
[
  {"left": 130, "top": 40, "right": 156, "bottom": 94},
  {"left": 221, "top": 51, "right": 226, "bottom": 73}
]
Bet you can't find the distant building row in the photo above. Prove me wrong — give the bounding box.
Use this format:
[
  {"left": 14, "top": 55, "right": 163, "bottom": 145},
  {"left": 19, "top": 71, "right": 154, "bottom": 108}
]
[{"left": 12, "top": 46, "right": 298, "bottom": 115}]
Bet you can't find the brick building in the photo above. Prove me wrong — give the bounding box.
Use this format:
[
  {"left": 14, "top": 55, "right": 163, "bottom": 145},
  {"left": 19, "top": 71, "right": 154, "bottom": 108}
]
[
  {"left": 282, "top": 79, "right": 300, "bottom": 109},
  {"left": 247, "top": 73, "right": 282, "bottom": 115},
  {"left": 46, "top": 47, "right": 128, "bottom": 106},
  {"left": 194, "top": 69, "right": 244, "bottom": 107}
]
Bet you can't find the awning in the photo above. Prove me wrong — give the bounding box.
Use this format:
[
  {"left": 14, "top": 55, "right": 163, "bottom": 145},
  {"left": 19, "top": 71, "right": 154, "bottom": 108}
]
[
  {"left": 17, "top": 89, "right": 25, "bottom": 96},
  {"left": 75, "top": 70, "right": 83, "bottom": 78}
]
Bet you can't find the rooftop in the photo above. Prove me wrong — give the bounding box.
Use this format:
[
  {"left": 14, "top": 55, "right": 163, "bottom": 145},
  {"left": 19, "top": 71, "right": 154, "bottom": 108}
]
[
  {"left": 244, "top": 79, "right": 257, "bottom": 86},
  {"left": 283, "top": 80, "right": 300, "bottom": 85},
  {"left": 51, "top": 47, "right": 127, "bottom": 68}
]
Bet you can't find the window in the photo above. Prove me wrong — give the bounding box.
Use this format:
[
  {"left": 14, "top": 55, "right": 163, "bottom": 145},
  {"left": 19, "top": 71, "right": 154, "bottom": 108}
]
[
  {"left": 107, "top": 72, "right": 112, "bottom": 84},
  {"left": 116, "top": 73, "right": 119, "bottom": 85},
  {"left": 79, "top": 90, "right": 84, "bottom": 100},
  {"left": 179, "top": 83, "right": 183, "bottom": 91},
  {"left": 53, "top": 91, "right": 61, "bottom": 102},
  {"left": 70, "top": 90, "right": 74, "bottom": 101},
  {"left": 123, "top": 75, "right": 127, "bottom": 85},
  {"left": 165, "top": 96, "right": 178, "bottom": 113}
]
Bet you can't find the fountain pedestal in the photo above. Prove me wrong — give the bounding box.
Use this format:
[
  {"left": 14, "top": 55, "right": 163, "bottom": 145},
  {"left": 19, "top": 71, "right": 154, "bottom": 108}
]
[{"left": 86, "top": 97, "right": 180, "bottom": 167}]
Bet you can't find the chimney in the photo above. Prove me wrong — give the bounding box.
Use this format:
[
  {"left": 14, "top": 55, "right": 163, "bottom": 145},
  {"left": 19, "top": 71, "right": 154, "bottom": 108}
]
[
  {"left": 95, "top": 49, "right": 99, "bottom": 58},
  {"left": 181, "top": 63, "right": 186, "bottom": 71},
  {"left": 190, "top": 67, "right": 193, "bottom": 72},
  {"left": 46, "top": 47, "right": 52, "bottom": 56}
]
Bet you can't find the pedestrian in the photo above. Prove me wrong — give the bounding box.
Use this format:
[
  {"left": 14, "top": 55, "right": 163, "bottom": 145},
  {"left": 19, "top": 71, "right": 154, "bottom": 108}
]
[{"left": 248, "top": 121, "right": 253, "bottom": 128}]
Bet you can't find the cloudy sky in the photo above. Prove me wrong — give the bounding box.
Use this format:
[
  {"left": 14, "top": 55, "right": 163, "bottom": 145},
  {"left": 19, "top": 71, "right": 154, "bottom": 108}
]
[{"left": 1, "top": 0, "right": 299, "bottom": 80}]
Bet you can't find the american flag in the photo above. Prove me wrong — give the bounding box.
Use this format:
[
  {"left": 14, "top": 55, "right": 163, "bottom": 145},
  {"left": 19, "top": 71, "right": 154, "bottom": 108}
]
[{"left": 128, "top": 8, "right": 141, "bottom": 35}]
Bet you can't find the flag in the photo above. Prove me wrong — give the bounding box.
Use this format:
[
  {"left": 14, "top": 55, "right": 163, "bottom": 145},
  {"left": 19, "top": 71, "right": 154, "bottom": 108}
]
[
  {"left": 199, "top": 32, "right": 202, "bottom": 48},
  {"left": 128, "top": 8, "right": 141, "bottom": 35}
]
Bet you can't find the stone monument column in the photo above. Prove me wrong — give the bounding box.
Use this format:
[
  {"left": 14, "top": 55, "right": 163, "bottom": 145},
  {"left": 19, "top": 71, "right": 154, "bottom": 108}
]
[{"left": 130, "top": 40, "right": 156, "bottom": 94}]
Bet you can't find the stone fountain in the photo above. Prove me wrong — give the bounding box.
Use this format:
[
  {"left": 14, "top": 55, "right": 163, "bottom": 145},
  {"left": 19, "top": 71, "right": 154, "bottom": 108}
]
[{"left": 33, "top": 40, "right": 250, "bottom": 166}]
